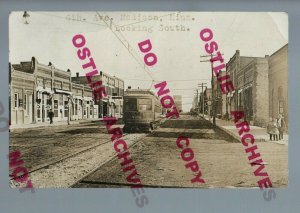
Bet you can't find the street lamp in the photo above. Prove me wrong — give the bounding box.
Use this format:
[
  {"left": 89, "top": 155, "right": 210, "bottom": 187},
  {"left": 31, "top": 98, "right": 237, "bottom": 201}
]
[{"left": 22, "top": 11, "right": 30, "bottom": 25}]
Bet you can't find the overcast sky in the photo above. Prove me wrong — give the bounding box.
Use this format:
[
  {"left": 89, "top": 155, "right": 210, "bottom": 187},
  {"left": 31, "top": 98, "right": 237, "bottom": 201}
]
[{"left": 9, "top": 12, "right": 288, "bottom": 111}]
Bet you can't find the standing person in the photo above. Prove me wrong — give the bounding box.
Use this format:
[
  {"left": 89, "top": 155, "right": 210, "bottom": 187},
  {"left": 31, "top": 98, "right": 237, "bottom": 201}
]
[
  {"left": 271, "top": 118, "right": 279, "bottom": 141},
  {"left": 267, "top": 118, "right": 279, "bottom": 141},
  {"left": 277, "top": 114, "right": 287, "bottom": 140},
  {"left": 48, "top": 109, "right": 54, "bottom": 124},
  {"left": 267, "top": 118, "right": 274, "bottom": 141}
]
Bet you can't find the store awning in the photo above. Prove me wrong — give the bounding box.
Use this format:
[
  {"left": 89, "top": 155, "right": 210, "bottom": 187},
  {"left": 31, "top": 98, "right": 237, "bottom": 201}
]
[
  {"left": 73, "top": 95, "right": 83, "bottom": 100},
  {"left": 83, "top": 97, "right": 93, "bottom": 101},
  {"left": 36, "top": 86, "right": 53, "bottom": 94},
  {"left": 54, "top": 89, "right": 72, "bottom": 96}
]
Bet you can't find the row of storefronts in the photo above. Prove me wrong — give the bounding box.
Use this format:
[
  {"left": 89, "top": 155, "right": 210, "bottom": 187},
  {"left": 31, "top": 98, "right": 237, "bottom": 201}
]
[
  {"left": 9, "top": 57, "right": 124, "bottom": 126},
  {"left": 195, "top": 44, "right": 288, "bottom": 127}
]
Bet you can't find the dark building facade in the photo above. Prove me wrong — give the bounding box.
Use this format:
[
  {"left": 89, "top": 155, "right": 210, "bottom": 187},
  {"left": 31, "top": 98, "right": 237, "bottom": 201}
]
[
  {"left": 222, "top": 45, "right": 288, "bottom": 127},
  {"left": 226, "top": 50, "right": 269, "bottom": 126}
]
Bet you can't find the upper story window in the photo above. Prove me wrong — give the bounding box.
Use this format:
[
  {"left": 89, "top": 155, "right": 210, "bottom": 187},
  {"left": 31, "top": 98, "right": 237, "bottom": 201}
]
[
  {"left": 24, "top": 94, "right": 28, "bottom": 115},
  {"left": 14, "top": 93, "right": 19, "bottom": 108}
]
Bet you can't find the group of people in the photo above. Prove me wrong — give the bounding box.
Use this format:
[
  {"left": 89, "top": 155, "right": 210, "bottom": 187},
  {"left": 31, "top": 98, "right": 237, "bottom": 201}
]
[{"left": 267, "top": 114, "right": 287, "bottom": 141}]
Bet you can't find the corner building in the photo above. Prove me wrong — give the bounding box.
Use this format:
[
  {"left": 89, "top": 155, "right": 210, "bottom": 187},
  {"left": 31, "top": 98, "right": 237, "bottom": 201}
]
[
  {"left": 268, "top": 44, "right": 288, "bottom": 126},
  {"left": 226, "top": 50, "right": 269, "bottom": 126}
]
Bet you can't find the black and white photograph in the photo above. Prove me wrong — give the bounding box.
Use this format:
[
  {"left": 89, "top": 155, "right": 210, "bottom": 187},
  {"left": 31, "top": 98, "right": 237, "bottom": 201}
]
[{"left": 9, "top": 12, "right": 288, "bottom": 191}]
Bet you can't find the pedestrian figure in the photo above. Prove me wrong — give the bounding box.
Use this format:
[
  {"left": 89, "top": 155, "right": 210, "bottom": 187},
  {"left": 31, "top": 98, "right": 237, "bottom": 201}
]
[
  {"left": 267, "top": 118, "right": 279, "bottom": 141},
  {"left": 277, "top": 114, "right": 287, "bottom": 140},
  {"left": 48, "top": 109, "right": 54, "bottom": 124},
  {"left": 267, "top": 118, "right": 273, "bottom": 141}
]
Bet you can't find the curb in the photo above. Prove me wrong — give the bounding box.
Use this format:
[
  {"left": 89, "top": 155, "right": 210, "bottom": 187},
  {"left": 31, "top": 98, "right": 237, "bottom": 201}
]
[
  {"left": 213, "top": 124, "right": 241, "bottom": 143},
  {"left": 202, "top": 116, "right": 267, "bottom": 142},
  {"left": 215, "top": 122, "right": 266, "bottom": 142},
  {"left": 203, "top": 120, "right": 266, "bottom": 143}
]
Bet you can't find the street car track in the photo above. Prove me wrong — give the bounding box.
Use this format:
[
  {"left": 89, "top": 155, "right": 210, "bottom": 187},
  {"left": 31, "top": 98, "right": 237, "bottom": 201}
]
[
  {"left": 75, "top": 180, "right": 195, "bottom": 188},
  {"left": 9, "top": 133, "right": 130, "bottom": 181},
  {"left": 70, "top": 133, "right": 148, "bottom": 188}
]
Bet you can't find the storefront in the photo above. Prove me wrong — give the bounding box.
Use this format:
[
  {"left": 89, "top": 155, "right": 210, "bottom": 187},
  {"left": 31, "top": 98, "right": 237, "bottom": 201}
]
[
  {"left": 71, "top": 95, "right": 83, "bottom": 120},
  {"left": 10, "top": 64, "right": 35, "bottom": 126}
]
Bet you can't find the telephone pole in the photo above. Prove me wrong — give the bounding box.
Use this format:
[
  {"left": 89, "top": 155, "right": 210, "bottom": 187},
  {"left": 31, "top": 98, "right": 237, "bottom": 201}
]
[
  {"left": 200, "top": 53, "right": 224, "bottom": 126},
  {"left": 198, "top": 83, "right": 207, "bottom": 118},
  {"left": 195, "top": 89, "right": 199, "bottom": 114}
]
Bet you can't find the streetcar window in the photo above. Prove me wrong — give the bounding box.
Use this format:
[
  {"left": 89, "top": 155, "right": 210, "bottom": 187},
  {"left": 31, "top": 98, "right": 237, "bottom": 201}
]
[
  {"left": 124, "top": 98, "right": 137, "bottom": 111},
  {"left": 138, "top": 99, "right": 152, "bottom": 111}
]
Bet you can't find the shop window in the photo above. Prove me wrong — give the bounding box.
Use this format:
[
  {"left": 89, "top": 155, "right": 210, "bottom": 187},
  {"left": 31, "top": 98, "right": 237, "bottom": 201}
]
[
  {"left": 24, "top": 94, "right": 28, "bottom": 115},
  {"left": 37, "top": 104, "right": 41, "bottom": 118},
  {"left": 279, "top": 101, "right": 284, "bottom": 114},
  {"left": 75, "top": 100, "right": 78, "bottom": 115},
  {"left": 64, "top": 101, "right": 68, "bottom": 117},
  {"left": 59, "top": 94, "right": 63, "bottom": 105},
  {"left": 14, "top": 93, "right": 19, "bottom": 108},
  {"left": 54, "top": 100, "right": 58, "bottom": 117}
]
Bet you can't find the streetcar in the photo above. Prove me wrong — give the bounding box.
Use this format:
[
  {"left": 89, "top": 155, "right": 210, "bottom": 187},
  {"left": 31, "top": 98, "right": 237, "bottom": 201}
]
[{"left": 123, "top": 88, "right": 162, "bottom": 133}]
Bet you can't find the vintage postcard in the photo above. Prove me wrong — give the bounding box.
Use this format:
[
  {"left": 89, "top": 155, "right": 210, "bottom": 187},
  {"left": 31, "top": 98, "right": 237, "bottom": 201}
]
[{"left": 9, "top": 12, "right": 288, "bottom": 199}]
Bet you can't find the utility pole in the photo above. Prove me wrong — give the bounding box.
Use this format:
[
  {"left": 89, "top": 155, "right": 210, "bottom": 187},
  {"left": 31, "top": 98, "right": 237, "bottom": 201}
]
[
  {"left": 198, "top": 83, "right": 207, "bottom": 118},
  {"left": 225, "top": 65, "right": 228, "bottom": 119},
  {"left": 200, "top": 53, "right": 224, "bottom": 127},
  {"left": 195, "top": 89, "right": 199, "bottom": 114}
]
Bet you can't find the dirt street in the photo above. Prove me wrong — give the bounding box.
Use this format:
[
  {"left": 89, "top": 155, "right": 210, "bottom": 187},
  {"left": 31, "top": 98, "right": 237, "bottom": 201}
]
[{"left": 74, "top": 115, "right": 288, "bottom": 188}]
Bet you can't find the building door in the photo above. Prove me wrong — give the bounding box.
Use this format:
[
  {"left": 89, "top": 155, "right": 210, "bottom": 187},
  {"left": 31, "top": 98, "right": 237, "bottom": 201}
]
[
  {"left": 103, "top": 102, "right": 108, "bottom": 117},
  {"left": 42, "top": 94, "right": 45, "bottom": 122},
  {"left": 29, "top": 94, "right": 33, "bottom": 123},
  {"left": 42, "top": 106, "right": 45, "bottom": 122}
]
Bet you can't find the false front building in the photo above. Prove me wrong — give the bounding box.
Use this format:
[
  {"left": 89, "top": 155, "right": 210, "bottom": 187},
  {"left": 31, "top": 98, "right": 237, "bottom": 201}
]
[{"left": 9, "top": 57, "right": 98, "bottom": 126}]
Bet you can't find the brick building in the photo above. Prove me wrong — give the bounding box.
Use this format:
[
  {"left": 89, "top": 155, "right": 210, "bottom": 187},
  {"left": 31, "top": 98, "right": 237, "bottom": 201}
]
[
  {"left": 268, "top": 44, "right": 288, "bottom": 126},
  {"left": 72, "top": 71, "right": 124, "bottom": 118},
  {"left": 213, "top": 71, "right": 227, "bottom": 118},
  {"left": 9, "top": 57, "right": 98, "bottom": 126},
  {"left": 9, "top": 61, "right": 35, "bottom": 125},
  {"left": 71, "top": 83, "right": 97, "bottom": 120},
  {"left": 223, "top": 45, "right": 288, "bottom": 127},
  {"left": 226, "top": 50, "right": 269, "bottom": 126}
]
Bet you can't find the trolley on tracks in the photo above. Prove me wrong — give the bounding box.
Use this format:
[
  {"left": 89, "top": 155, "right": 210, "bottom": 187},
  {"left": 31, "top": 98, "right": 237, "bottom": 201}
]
[{"left": 123, "top": 89, "right": 162, "bottom": 133}]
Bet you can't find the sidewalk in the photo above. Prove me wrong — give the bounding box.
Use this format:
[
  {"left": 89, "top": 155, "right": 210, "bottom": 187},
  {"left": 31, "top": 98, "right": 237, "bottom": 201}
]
[
  {"left": 203, "top": 115, "right": 288, "bottom": 146},
  {"left": 10, "top": 118, "right": 99, "bottom": 130}
]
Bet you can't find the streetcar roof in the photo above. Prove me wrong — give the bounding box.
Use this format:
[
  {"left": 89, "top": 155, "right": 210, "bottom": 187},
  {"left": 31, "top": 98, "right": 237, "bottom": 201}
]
[{"left": 125, "top": 89, "right": 155, "bottom": 96}]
